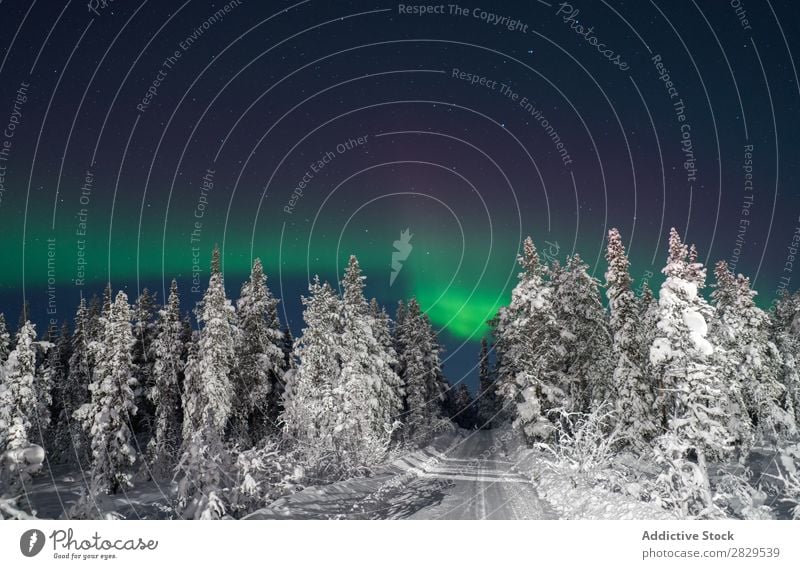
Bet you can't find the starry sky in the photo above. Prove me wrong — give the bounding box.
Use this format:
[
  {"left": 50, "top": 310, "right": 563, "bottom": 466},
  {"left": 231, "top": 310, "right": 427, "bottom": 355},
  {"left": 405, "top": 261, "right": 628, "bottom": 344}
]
[{"left": 1, "top": 0, "right": 800, "bottom": 390}]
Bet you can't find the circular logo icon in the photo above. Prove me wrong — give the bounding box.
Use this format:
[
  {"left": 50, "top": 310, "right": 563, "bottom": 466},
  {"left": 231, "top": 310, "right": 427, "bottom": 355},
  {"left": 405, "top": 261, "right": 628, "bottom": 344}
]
[{"left": 20, "top": 529, "right": 46, "bottom": 557}]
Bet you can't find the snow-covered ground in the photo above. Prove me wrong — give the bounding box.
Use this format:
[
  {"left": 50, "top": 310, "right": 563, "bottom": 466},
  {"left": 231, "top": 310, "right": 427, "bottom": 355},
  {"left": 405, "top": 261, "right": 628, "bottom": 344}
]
[
  {"left": 247, "top": 428, "right": 675, "bottom": 520},
  {"left": 14, "top": 428, "right": 795, "bottom": 520},
  {"left": 503, "top": 434, "right": 678, "bottom": 520},
  {"left": 12, "top": 465, "right": 177, "bottom": 520}
]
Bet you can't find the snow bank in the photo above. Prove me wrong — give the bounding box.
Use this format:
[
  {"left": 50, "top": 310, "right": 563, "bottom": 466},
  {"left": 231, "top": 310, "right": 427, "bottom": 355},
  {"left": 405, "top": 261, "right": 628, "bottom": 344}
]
[{"left": 504, "top": 430, "right": 676, "bottom": 520}]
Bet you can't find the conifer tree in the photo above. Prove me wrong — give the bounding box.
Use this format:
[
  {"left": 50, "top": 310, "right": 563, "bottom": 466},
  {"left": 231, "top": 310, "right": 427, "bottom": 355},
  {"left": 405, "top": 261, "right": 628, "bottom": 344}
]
[
  {"left": 773, "top": 290, "right": 800, "bottom": 428},
  {"left": 83, "top": 291, "right": 138, "bottom": 493},
  {"left": 338, "top": 256, "right": 402, "bottom": 464},
  {"left": 605, "top": 228, "right": 657, "bottom": 448},
  {"left": 549, "top": 254, "right": 611, "bottom": 412},
  {"left": 1, "top": 322, "right": 39, "bottom": 451},
  {"left": 66, "top": 298, "right": 93, "bottom": 467},
  {"left": 86, "top": 293, "right": 103, "bottom": 352},
  {"left": 192, "top": 245, "right": 238, "bottom": 434},
  {"left": 281, "top": 277, "right": 343, "bottom": 470},
  {"left": 177, "top": 247, "right": 235, "bottom": 510},
  {"left": 14, "top": 301, "right": 30, "bottom": 346},
  {"left": 0, "top": 313, "right": 10, "bottom": 364},
  {"left": 477, "top": 338, "right": 499, "bottom": 429},
  {"left": 48, "top": 323, "right": 77, "bottom": 463},
  {"left": 448, "top": 383, "right": 478, "bottom": 429},
  {"left": 234, "top": 258, "right": 286, "bottom": 444},
  {"left": 281, "top": 326, "right": 295, "bottom": 371},
  {"left": 492, "top": 237, "right": 561, "bottom": 442},
  {"left": 132, "top": 288, "right": 158, "bottom": 437},
  {"left": 396, "top": 298, "right": 444, "bottom": 443},
  {"left": 147, "top": 280, "right": 184, "bottom": 477},
  {"left": 712, "top": 261, "right": 793, "bottom": 448},
  {"left": 370, "top": 298, "right": 405, "bottom": 432},
  {"left": 650, "top": 229, "right": 732, "bottom": 509}
]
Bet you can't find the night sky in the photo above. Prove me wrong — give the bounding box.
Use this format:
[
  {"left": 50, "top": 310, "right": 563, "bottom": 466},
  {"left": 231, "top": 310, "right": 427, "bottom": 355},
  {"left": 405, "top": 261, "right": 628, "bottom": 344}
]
[{"left": 1, "top": 0, "right": 799, "bottom": 391}]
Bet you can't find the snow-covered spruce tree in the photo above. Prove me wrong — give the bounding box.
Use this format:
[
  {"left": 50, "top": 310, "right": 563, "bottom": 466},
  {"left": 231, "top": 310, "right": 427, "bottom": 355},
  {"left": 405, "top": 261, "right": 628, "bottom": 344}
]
[
  {"left": 337, "top": 256, "right": 403, "bottom": 468},
  {"left": 0, "top": 313, "right": 10, "bottom": 365},
  {"left": 65, "top": 297, "right": 93, "bottom": 467},
  {"left": 234, "top": 258, "right": 286, "bottom": 445},
  {"left": 281, "top": 277, "right": 344, "bottom": 475},
  {"left": 0, "top": 322, "right": 40, "bottom": 452},
  {"left": 38, "top": 325, "right": 70, "bottom": 452},
  {"left": 176, "top": 247, "right": 240, "bottom": 516},
  {"left": 86, "top": 293, "right": 103, "bottom": 343},
  {"left": 147, "top": 280, "right": 184, "bottom": 478},
  {"left": 47, "top": 323, "right": 78, "bottom": 464},
  {"left": 13, "top": 301, "right": 30, "bottom": 348},
  {"left": 773, "top": 289, "right": 800, "bottom": 429},
  {"left": 649, "top": 229, "right": 733, "bottom": 515},
  {"left": 181, "top": 337, "right": 202, "bottom": 443},
  {"left": 549, "top": 254, "right": 611, "bottom": 414},
  {"left": 712, "top": 261, "right": 793, "bottom": 447},
  {"left": 492, "top": 237, "right": 561, "bottom": 443},
  {"left": 476, "top": 338, "right": 499, "bottom": 429},
  {"left": 30, "top": 327, "right": 56, "bottom": 450},
  {"left": 448, "top": 383, "right": 478, "bottom": 429},
  {"left": 281, "top": 325, "right": 295, "bottom": 371},
  {"left": 396, "top": 298, "right": 445, "bottom": 444},
  {"left": 178, "top": 348, "right": 234, "bottom": 520},
  {"left": 82, "top": 291, "right": 138, "bottom": 494},
  {"left": 175, "top": 412, "right": 230, "bottom": 520},
  {"left": 132, "top": 288, "right": 158, "bottom": 439},
  {"left": 370, "top": 297, "right": 405, "bottom": 434},
  {"left": 636, "top": 280, "right": 661, "bottom": 397},
  {"left": 191, "top": 245, "right": 238, "bottom": 435},
  {"left": 605, "top": 228, "right": 657, "bottom": 449}
]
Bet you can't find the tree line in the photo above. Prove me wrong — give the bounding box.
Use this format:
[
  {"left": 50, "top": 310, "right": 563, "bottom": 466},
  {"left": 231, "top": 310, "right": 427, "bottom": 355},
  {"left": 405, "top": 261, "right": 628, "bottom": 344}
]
[
  {"left": 481, "top": 227, "right": 800, "bottom": 517},
  {"left": 0, "top": 248, "right": 462, "bottom": 518},
  {"left": 2, "top": 227, "right": 800, "bottom": 518}
]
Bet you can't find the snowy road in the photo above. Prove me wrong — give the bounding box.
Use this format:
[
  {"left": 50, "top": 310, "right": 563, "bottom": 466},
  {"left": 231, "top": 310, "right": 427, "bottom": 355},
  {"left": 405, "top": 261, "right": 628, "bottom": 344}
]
[
  {"left": 405, "top": 430, "right": 557, "bottom": 520},
  {"left": 246, "top": 429, "right": 557, "bottom": 519}
]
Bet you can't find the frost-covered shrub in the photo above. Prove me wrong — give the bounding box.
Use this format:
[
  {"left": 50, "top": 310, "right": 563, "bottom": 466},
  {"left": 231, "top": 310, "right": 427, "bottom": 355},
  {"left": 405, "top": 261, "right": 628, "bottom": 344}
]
[
  {"left": 174, "top": 426, "right": 232, "bottom": 520},
  {"left": 227, "top": 439, "right": 302, "bottom": 517},
  {"left": 535, "top": 403, "right": 622, "bottom": 480},
  {"left": 763, "top": 443, "right": 800, "bottom": 519},
  {"left": 0, "top": 444, "right": 45, "bottom": 519},
  {"left": 651, "top": 433, "right": 721, "bottom": 519},
  {"left": 713, "top": 467, "right": 773, "bottom": 520}
]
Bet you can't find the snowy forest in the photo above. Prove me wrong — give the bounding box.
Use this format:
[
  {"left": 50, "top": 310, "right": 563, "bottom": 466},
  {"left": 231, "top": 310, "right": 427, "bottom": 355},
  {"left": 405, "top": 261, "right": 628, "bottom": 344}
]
[{"left": 1, "top": 228, "right": 799, "bottom": 520}]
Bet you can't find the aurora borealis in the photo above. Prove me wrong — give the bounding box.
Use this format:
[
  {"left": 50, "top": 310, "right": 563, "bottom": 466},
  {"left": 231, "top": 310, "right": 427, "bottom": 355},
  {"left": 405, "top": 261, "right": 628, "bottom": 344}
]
[{"left": 2, "top": 1, "right": 800, "bottom": 388}]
